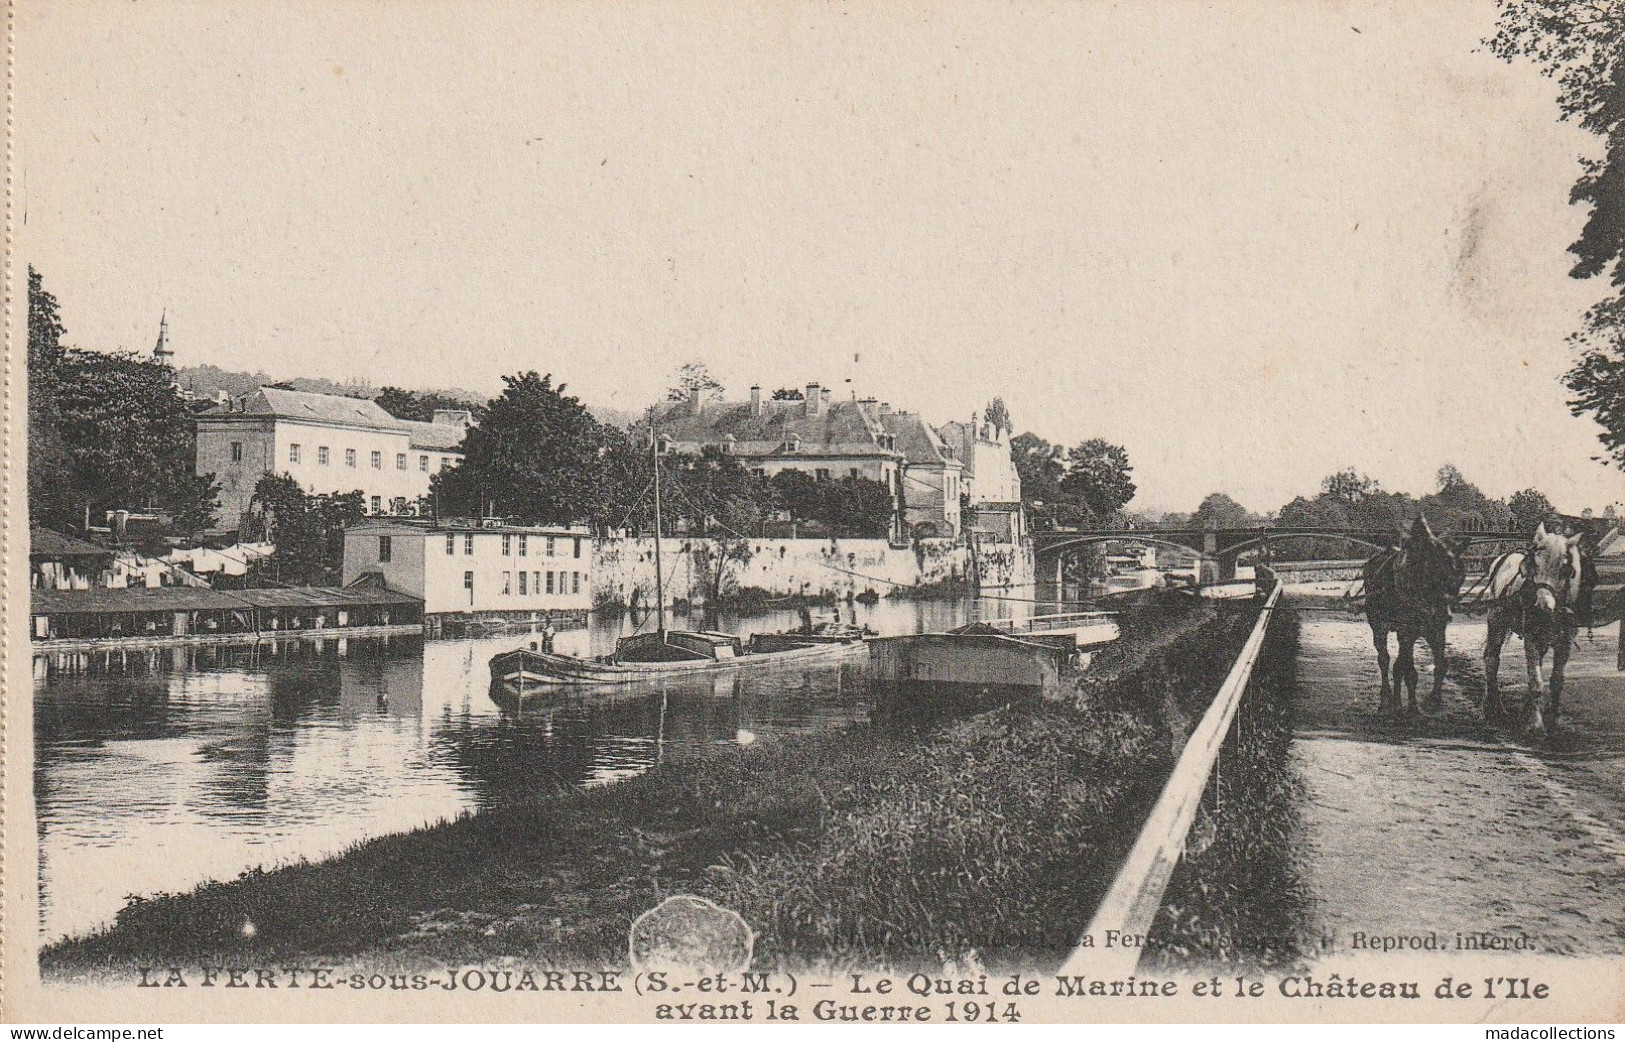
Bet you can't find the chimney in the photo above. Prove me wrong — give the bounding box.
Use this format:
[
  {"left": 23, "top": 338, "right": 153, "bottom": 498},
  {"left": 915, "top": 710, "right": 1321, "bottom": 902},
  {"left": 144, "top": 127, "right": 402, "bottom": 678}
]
[
  {"left": 879, "top": 401, "right": 892, "bottom": 415},
  {"left": 806, "top": 383, "right": 822, "bottom": 417},
  {"left": 749, "top": 385, "right": 762, "bottom": 416},
  {"left": 821, "top": 387, "right": 831, "bottom": 410},
  {"left": 688, "top": 383, "right": 702, "bottom": 414}
]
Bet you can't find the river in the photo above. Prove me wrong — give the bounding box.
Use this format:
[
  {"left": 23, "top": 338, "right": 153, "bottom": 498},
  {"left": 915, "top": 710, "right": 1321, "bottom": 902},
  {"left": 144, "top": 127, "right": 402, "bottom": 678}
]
[{"left": 33, "top": 595, "right": 1047, "bottom": 944}]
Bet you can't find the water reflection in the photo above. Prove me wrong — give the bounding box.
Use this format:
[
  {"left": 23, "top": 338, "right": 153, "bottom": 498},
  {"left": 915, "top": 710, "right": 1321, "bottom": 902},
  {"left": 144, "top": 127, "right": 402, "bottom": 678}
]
[{"left": 34, "top": 595, "right": 1042, "bottom": 943}]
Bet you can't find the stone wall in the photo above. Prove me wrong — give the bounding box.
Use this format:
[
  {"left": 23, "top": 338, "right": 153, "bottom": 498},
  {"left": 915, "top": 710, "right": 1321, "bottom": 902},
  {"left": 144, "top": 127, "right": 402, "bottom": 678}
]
[{"left": 592, "top": 536, "right": 1034, "bottom": 606}]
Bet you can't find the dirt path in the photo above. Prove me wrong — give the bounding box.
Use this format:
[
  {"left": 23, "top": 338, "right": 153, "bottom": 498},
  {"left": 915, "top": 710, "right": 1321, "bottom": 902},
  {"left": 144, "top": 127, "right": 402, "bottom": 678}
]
[{"left": 1289, "top": 613, "right": 1625, "bottom": 958}]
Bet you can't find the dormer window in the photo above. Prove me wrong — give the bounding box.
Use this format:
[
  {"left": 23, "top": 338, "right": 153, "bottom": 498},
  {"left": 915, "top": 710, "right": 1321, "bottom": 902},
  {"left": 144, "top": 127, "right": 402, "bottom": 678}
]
[
  {"left": 656, "top": 435, "right": 673, "bottom": 455},
  {"left": 782, "top": 435, "right": 802, "bottom": 453},
  {"left": 721, "top": 435, "right": 735, "bottom": 454}
]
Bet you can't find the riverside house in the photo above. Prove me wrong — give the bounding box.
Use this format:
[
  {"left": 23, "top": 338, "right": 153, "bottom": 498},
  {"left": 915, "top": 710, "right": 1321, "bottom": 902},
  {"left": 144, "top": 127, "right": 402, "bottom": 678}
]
[
  {"left": 341, "top": 519, "right": 592, "bottom": 634},
  {"left": 196, "top": 387, "right": 469, "bottom": 534}
]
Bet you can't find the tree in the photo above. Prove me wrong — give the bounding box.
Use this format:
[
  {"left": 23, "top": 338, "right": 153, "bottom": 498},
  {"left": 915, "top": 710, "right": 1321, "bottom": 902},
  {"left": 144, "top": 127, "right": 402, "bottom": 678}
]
[
  {"left": 374, "top": 386, "right": 487, "bottom": 424},
  {"left": 1509, "top": 487, "right": 1557, "bottom": 532},
  {"left": 1011, "top": 431, "right": 1065, "bottom": 526},
  {"left": 1319, "top": 467, "right": 1383, "bottom": 508},
  {"left": 820, "top": 476, "right": 894, "bottom": 537},
  {"left": 431, "top": 372, "right": 621, "bottom": 525},
  {"left": 667, "top": 361, "right": 724, "bottom": 404},
  {"left": 983, "top": 397, "right": 1013, "bottom": 433},
  {"left": 769, "top": 469, "right": 822, "bottom": 525},
  {"left": 1489, "top": 3, "right": 1625, "bottom": 465},
  {"left": 770, "top": 387, "right": 805, "bottom": 401},
  {"left": 1061, "top": 438, "right": 1137, "bottom": 520},
  {"left": 27, "top": 267, "right": 72, "bottom": 526},
  {"left": 1420, "top": 463, "right": 1510, "bottom": 532},
  {"left": 1192, "top": 492, "right": 1250, "bottom": 529},
  {"left": 248, "top": 474, "right": 365, "bottom": 585},
  {"left": 28, "top": 268, "right": 221, "bottom": 535}
]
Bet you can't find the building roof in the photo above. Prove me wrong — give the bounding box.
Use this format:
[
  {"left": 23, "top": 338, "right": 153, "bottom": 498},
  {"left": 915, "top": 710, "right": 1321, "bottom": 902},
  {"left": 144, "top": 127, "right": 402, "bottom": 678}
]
[
  {"left": 31, "top": 584, "right": 421, "bottom": 615},
  {"left": 346, "top": 519, "right": 587, "bottom": 536},
  {"left": 30, "top": 527, "right": 114, "bottom": 562},
  {"left": 199, "top": 387, "right": 469, "bottom": 454},
  {"left": 879, "top": 411, "right": 959, "bottom": 468},
  {"left": 651, "top": 396, "right": 902, "bottom": 459},
  {"left": 206, "top": 387, "right": 400, "bottom": 427},
  {"left": 399, "top": 418, "right": 466, "bottom": 451}
]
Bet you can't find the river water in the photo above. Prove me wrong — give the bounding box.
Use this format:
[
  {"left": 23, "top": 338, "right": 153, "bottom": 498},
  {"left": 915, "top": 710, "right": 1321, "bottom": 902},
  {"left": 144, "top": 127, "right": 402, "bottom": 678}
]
[{"left": 33, "top": 596, "right": 1047, "bottom": 943}]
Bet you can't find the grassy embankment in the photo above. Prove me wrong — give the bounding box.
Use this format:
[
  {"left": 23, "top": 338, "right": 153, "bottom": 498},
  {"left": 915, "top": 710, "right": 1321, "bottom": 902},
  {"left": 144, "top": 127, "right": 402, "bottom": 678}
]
[{"left": 44, "top": 597, "right": 1278, "bottom": 977}]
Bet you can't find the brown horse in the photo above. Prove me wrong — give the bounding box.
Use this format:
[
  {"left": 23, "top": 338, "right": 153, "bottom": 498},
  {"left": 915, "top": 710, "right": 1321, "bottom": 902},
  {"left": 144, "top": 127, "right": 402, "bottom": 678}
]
[
  {"left": 1363, "top": 516, "right": 1466, "bottom": 714},
  {"left": 1483, "top": 522, "right": 1584, "bottom": 736}
]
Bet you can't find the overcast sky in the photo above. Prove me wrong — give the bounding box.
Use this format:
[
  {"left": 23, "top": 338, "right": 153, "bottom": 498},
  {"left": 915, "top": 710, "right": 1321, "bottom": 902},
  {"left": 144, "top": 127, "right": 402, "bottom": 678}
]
[{"left": 19, "top": 1, "right": 1623, "bottom": 514}]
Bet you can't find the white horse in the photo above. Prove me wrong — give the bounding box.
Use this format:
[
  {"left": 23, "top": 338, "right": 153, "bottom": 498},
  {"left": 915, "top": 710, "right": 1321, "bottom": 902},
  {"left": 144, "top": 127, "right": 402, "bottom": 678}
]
[{"left": 1483, "top": 523, "right": 1584, "bottom": 736}]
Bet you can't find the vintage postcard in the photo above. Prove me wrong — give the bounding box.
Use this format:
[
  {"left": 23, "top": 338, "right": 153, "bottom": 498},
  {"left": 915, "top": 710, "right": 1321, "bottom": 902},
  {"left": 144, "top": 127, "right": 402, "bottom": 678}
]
[{"left": 5, "top": 0, "right": 1625, "bottom": 1026}]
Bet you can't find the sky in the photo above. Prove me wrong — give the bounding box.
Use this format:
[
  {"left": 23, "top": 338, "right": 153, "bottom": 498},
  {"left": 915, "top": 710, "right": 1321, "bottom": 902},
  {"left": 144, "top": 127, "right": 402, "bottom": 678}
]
[{"left": 18, "top": 0, "right": 1625, "bottom": 515}]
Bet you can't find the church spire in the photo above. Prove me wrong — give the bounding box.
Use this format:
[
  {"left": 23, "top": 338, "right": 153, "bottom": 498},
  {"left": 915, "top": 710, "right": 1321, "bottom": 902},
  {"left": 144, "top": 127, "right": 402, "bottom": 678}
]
[{"left": 152, "top": 310, "right": 172, "bottom": 363}]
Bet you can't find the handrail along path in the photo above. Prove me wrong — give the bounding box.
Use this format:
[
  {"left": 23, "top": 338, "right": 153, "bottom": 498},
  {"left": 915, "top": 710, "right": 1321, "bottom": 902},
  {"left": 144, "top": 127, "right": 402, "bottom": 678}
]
[{"left": 1058, "top": 581, "right": 1282, "bottom": 977}]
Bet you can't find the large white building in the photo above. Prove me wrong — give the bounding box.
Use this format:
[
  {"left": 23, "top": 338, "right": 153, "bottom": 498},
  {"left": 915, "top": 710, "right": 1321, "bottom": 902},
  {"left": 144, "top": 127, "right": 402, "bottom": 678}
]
[
  {"left": 196, "top": 387, "right": 468, "bottom": 531},
  {"left": 341, "top": 519, "right": 592, "bottom": 620}
]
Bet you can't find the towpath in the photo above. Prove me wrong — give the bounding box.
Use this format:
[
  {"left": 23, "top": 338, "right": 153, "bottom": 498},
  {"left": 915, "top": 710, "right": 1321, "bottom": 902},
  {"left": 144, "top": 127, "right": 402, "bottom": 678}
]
[{"left": 1288, "top": 613, "right": 1625, "bottom": 957}]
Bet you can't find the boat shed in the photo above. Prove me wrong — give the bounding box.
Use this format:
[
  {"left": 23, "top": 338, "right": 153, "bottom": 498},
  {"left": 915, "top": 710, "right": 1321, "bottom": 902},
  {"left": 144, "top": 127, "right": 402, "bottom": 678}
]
[{"left": 30, "top": 585, "right": 423, "bottom": 642}]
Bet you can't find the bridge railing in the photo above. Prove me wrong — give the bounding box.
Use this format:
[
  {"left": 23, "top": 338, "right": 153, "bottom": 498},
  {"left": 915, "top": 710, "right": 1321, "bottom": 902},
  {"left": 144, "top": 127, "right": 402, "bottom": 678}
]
[{"left": 1057, "top": 580, "right": 1281, "bottom": 978}]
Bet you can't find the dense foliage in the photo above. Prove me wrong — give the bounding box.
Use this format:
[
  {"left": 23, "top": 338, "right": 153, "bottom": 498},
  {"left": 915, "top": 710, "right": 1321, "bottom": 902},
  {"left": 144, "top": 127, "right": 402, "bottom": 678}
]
[
  {"left": 246, "top": 475, "right": 365, "bottom": 586},
  {"left": 28, "top": 268, "right": 220, "bottom": 536},
  {"left": 373, "top": 386, "right": 486, "bottom": 424},
  {"left": 1011, "top": 431, "right": 1137, "bottom": 529},
  {"left": 1490, "top": 1, "right": 1625, "bottom": 465}
]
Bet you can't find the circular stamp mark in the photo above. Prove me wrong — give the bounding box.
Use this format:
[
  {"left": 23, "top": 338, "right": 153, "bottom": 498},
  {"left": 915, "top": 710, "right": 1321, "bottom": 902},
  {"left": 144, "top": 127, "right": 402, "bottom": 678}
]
[{"left": 628, "top": 895, "right": 754, "bottom": 975}]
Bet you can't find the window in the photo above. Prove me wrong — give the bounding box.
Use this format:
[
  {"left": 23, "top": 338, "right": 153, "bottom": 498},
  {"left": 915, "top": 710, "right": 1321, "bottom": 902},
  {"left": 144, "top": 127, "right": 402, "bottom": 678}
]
[
  {"left": 370, "top": 451, "right": 382, "bottom": 469},
  {"left": 502, "top": 571, "right": 511, "bottom": 595},
  {"left": 419, "top": 455, "right": 429, "bottom": 472},
  {"left": 378, "top": 536, "right": 392, "bottom": 563},
  {"left": 573, "top": 537, "right": 582, "bottom": 559},
  {"left": 533, "top": 571, "right": 541, "bottom": 595},
  {"left": 396, "top": 453, "right": 407, "bottom": 470},
  {"left": 571, "top": 571, "right": 581, "bottom": 595},
  {"left": 518, "top": 571, "right": 528, "bottom": 596},
  {"left": 289, "top": 443, "right": 301, "bottom": 464},
  {"left": 230, "top": 441, "right": 243, "bottom": 463},
  {"left": 546, "top": 536, "right": 556, "bottom": 557},
  {"left": 370, "top": 495, "right": 381, "bottom": 513},
  {"left": 463, "top": 570, "right": 474, "bottom": 590},
  {"left": 346, "top": 448, "right": 357, "bottom": 468},
  {"left": 464, "top": 533, "right": 474, "bottom": 555},
  {"left": 752, "top": 468, "right": 765, "bottom": 478},
  {"left": 502, "top": 534, "right": 512, "bottom": 556},
  {"left": 850, "top": 468, "right": 860, "bottom": 480},
  {"left": 546, "top": 571, "right": 555, "bottom": 595},
  {"left": 518, "top": 535, "right": 528, "bottom": 556},
  {"left": 816, "top": 468, "right": 830, "bottom": 482},
  {"left": 440, "top": 458, "right": 450, "bottom": 471},
  {"left": 446, "top": 533, "right": 456, "bottom": 555},
  {"left": 318, "top": 446, "right": 330, "bottom": 466}
]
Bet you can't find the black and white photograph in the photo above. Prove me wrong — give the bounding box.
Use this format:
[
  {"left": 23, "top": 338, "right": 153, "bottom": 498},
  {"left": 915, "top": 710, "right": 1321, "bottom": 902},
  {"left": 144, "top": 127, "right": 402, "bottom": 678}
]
[{"left": 7, "top": 0, "right": 1625, "bottom": 1027}]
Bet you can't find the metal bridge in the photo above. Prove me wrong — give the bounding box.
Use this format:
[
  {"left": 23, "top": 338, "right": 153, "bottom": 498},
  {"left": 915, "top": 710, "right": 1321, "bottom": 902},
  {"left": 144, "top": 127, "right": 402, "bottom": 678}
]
[{"left": 1033, "top": 524, "right": 1535, "bottom": 585}]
